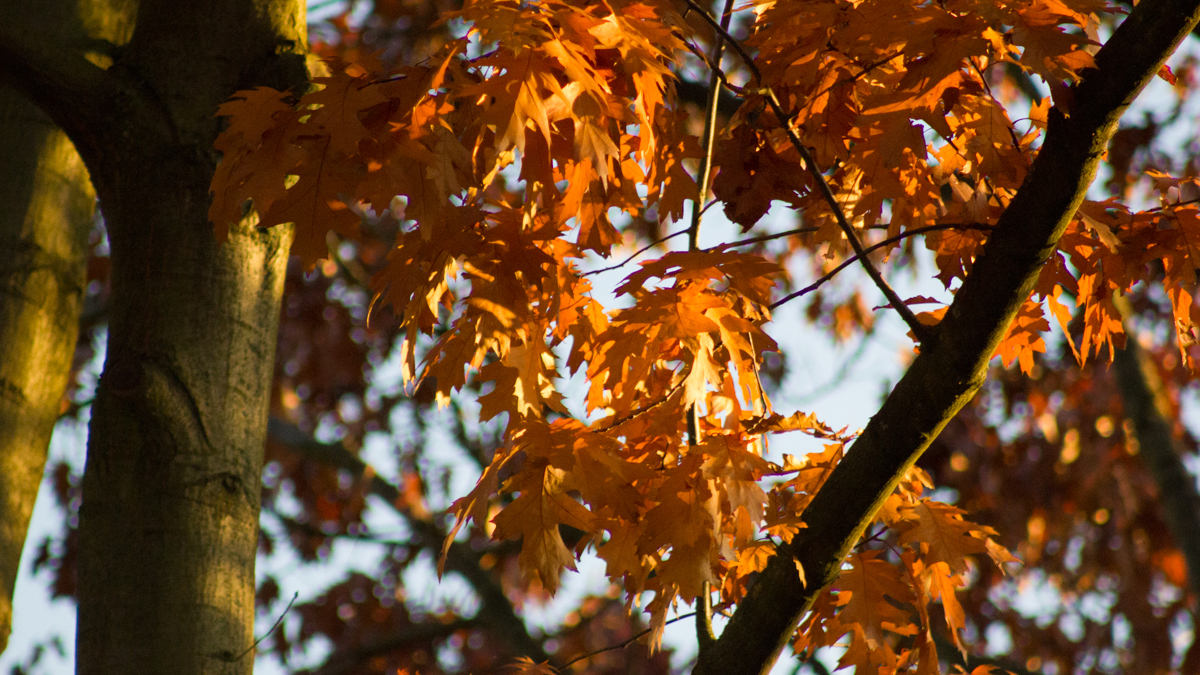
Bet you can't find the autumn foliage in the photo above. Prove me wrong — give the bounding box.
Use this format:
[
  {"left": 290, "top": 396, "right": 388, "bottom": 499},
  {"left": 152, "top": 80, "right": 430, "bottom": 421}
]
[{"left": 170, "top": 0, "right": 1200, "bottom": 671}]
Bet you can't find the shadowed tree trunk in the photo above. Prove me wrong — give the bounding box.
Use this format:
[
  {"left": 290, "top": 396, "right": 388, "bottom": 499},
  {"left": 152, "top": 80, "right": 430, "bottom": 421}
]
[
  {"left": 0, "top": 0, "right": 134, "bottom": 653},
  {"left": 1112, "top": 297, "right": 1200, "bottom": 603},
  {"left": 1, "top": 1, "right": 308, "bottom": 672}
]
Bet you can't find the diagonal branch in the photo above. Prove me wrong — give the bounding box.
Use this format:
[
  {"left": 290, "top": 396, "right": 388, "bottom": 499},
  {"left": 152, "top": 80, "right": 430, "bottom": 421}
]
[
  {"left": 677, "top": 0, "right": 933, "bottom": 343},
  {"left": 693, "top": 0, "right": 1200, "bottom": 671},
  {"left": 265, "top": 417, "right": 549, "bottom": 663},
  {"left": 768, "top": 223, "right": 994, "bottom": 310}
]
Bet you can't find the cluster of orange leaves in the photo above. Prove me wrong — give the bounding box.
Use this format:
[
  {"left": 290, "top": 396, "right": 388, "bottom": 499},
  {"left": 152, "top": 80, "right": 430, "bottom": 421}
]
[{"left": 210, "top": 0, "right": 1200, "bottom": 668}]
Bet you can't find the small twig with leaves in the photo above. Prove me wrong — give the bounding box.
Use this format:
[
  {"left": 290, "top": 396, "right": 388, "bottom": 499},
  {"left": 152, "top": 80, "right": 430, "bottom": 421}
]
[{"left": 677, "top": 0, "right": 933, "bottom": 343}]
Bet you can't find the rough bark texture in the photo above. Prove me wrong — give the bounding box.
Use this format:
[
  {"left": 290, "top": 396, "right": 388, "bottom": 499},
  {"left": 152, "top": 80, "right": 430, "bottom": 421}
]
[
  {"left": 1, "top": 1, "right": 308, "bottom": 673},
  {"left": 692, "top": 0, "right": 1200, "bottom": 672},
  {"left": 0, "top": 0, "right": 134, "bottom": 654}
]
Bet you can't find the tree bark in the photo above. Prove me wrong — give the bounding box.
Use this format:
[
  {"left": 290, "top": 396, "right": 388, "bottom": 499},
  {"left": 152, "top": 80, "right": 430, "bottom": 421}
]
[
  {"left": 692, "top": 0, "right": 1200, "bottom": 672},
  {"left": 1, "top": 1, "right": 308, "bottom": 673},
  {"left": 0, "top": 87, "right": 92, "bottom": 657},
  {"left": 0, "top": 0, "right": 134, "bottom": 654},
  {"left": 1112, "top": 299, "right": 1200, "bottom": 604}
]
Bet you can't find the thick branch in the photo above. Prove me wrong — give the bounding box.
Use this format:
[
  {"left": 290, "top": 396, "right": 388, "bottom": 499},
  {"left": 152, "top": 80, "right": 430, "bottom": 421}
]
[
  {"left": 693, "top": 0, "right": 1200, "bottom": 672},
  {"left": 1111, "top": 301, "right": 1200, "bottom": 604},
  {"left": 266, "top": 417, "right": 549, "bottom": 663}
]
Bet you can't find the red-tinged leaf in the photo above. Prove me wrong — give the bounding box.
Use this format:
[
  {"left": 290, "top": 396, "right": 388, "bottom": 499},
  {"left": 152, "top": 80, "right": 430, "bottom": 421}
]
[
  {"left": 558, "top": 161, "right": 621, "bottom": 255},
  {"left": 214, "top": 87, "right": 293, "bottom": 152},
  {"left": 925, "top": 560, "right": 967, "bottom": 653},
  {"left": 712, "top": 125, "right": 807, "bottom": 230},
  {"left": 925, "top": 226, "right": 988, "bottom": 287},
  {"left": 747, "top": 410, "right": 839, "bottom": 439},
  {"left": 440, "top": 456, "right": 505, "bottom": 575},
  {"left": 210, "top": 99, "right": 307, "bottom": 240},
  {"left": 732, "top": 542, "right": 776, "bottom": 576},
  {"left": 305, "top": 64, "right": 390, "bottom": 157},
  {"left": 260, "top": 135, "right": 361, "bottom": 266},
  {"left": 682, "top": 333, "right": 722, "bottom": 409}
]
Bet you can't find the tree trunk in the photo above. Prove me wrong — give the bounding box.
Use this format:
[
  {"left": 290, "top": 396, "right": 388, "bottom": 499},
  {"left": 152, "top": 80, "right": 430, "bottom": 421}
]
[
  {"left": 0, "top": 0, "right": 134, "bottom": 653},
  {"left": 1, "top": 1, "right": 307, "bottom": 673},
  {"left": 0, "top": 88, "right": 93, "bottom": 656}
]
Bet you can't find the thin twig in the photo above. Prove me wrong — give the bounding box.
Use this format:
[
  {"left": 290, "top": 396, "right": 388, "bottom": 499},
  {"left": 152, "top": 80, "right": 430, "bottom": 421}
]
[
  {"left": 593, "top": 379, "right": 686, "bottom": 433},
  {"left": 721, "top": 220, "right": 990, "bottom": 250},
  {"left": 1147, "top": 195, "right": 1200, "bottom": 212},
  {"left": 723, "top": 225, "right": 821, "bottom": 248},
  {"left": 682, "top": 39, "right": 748, "bottom": 97},
  {"left": 689, "top": 0, "right": 735, "bottom": 649},
  {"left": 228, "top": 592, "right": 299, "bottom": 661},
  {"left": 582, "top": 229, "right": 689, "bottom": 277},
  {"left": 557, "top": 612, "right": 697, "bottom": 669},
  {"left": 769, "top": 223, "right": 994, "bottom": 310},
  {"left": 677, "top": 0, "right": 933, "bottom": 342}
]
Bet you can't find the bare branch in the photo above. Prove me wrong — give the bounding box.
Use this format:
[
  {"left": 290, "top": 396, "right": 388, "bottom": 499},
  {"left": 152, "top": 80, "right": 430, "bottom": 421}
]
[
  {"left": 266, "top": 417, "right": 549, "bottom": 663},
  {"left": 582, "top": 228, "right": 689, "bottom": 277},
  {"left": 557, "top": 612, "right": 696, "bottom": 669}
]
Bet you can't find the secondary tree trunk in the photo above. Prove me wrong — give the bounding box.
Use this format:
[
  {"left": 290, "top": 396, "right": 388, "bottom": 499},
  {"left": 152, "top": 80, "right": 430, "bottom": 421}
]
[
  {"left": 0, "top": 88, "right": 93, "bottom": 656},
  {"left": 1, "top": 1, "right": 307, "bottom": 673},
  {"left": 1112, "top": 298, "right": 1200, "bottom": 603},
  {"left": 0, "top": 0, "right": 134, "bottom": 653}
]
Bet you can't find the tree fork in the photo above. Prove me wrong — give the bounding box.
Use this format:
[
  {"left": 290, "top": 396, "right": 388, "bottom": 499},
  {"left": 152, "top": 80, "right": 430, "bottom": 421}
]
[{"left": 692, "top": 0, "right": 1200, "bottom": 671}]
